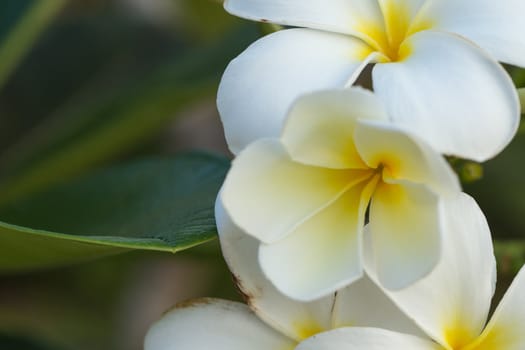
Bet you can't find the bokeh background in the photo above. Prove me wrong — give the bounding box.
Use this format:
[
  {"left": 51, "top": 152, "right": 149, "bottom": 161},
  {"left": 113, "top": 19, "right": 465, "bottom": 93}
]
[{"left": 0, "top": 1, "right": 524, "bottom": 349}]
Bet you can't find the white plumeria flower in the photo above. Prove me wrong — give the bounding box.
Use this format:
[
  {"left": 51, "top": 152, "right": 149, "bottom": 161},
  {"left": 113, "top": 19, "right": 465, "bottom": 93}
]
[
  {"left": 296, "top": 193, "right": 525, "bottom": 350},
  {"left": 144, "top": 201, "right": 423, "bottom": 350},
  {"left": 220, "top": 88, "right": 460, "bottom": 300},
  {"left": 218, "top": 0, "right": 521, "bottom": 161}
]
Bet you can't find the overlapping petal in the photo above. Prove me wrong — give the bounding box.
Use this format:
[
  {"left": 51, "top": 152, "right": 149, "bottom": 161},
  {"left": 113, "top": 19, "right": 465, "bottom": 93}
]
[
  {"left": 333, "top": 274, "right": 424, "bottom": 336},
  {"left": 217, "top": 28, "right": 376, "bottom": 154},
  {"left": 368, "top": 181, "right": 442, "bottom": 290},
  {"left": 354, "top": 120, "right": 460, "bottom": 195},
  {"left": 416, "top": 0, "right": 525, "bottom": 67},
  {"left": 258, "top": 183, "right": 370, "bottom": 301},
  {"left": 373, "top": 30, "right": 520, "bottom": 161},
  {"left": 217, "top": 191, "right": 424, "bottom": 338},
  {"left": 281, "top": 88, "right": 387, "bottom": 170},
  {"left": 224, "top": 0, "right": 384, "bottom": 40},
  {"left": 296, "top": 328, "right": 441, "bottom": 350},
  {"left": 221, "top": 138, "right": 370, "bottom": 244},
  {"left": 471, "top": 267, "right": 525, "bottom": 350},
  {"left": 215, "top": 197, "right": 335, "bottom": 341},
  {"left": 367, "top": 193, "right": 496, "bottom": 349},
  {"left": 144, "top": 299, "right": 295, "bottom": 350}
]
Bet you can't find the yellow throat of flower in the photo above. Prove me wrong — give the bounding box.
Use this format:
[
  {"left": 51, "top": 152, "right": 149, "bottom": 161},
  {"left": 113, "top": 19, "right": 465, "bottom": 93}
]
[
  {"left": 444, "top": 326, "right": 479, "bottom": 350},
  {"left": 356, "top": 0, "right": 432, "bottom": 62}
]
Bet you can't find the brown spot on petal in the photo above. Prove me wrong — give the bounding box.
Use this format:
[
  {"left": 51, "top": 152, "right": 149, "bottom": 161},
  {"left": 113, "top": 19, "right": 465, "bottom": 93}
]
[
  {"left": 231, "top": 272, "right": 254, "bottom": 305},
  {"left": 161, "top": 297, "right": 215, "bottom": 316}
]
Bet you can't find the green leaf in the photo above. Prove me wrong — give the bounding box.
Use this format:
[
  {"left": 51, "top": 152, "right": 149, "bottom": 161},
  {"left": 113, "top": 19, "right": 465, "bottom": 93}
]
[{"left": 0, "top": 153, "right": 229, "bottom": 273}]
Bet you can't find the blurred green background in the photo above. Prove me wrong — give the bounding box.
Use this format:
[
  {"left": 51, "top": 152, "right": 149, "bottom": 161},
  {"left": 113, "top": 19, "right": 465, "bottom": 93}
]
[
  {"left": 0, "top": 1, "right": 251, "bottom": 349},
  {"left": 0, "top": 1, "right": 523, "bottom": 349}
]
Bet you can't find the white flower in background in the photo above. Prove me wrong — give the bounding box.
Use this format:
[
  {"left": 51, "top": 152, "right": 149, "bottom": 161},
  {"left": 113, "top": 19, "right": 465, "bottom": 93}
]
[
  {"left": 218, "top": 0, "right": 521, "bottom": 161},
  {"left": 144, "top": 200, "right": 423, "bottom": 350},
  {"left": 295, "top": 194, "right": 525, "bottom": 350},
  {"left": 220, "top": 88, "right": 460, "bottom": 300}
]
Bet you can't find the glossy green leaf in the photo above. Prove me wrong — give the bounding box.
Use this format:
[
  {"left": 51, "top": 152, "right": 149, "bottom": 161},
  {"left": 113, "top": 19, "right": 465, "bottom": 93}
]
[{"left": 0, "top": 153, "right": 229, "bottom": 273}]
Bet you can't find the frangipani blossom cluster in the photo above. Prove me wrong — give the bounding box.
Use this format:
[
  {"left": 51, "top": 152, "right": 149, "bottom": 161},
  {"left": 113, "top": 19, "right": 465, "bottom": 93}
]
[
  {"left": 304, "top": 195, "right": 525, "bottom": 350},
  {"left": 145, "top": 0, "right": 525, "bottom": 349},
  {"left": 218, "top": 0, "right": 522, "bottom": 161},
  {"left": 221, "top": 88, "right": 459, "bottom": 298},
  {"left": 146, "top": 195, "right": 525, "bottom": 350}
]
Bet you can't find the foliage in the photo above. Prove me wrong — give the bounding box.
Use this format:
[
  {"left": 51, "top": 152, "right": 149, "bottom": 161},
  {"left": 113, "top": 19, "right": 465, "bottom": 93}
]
[{"left": 0, "top": 153, "right": 229, "bottom": 273}]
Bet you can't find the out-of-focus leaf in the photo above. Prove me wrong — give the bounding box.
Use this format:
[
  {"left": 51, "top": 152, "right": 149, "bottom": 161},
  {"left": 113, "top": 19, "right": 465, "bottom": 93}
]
[
  {"left": 518, "top": 87, "right": 525, "bottom": 102},
  {"left": 0, "top": 10, "right": 189, "bottom": 151},
  {"left": 177, "top": 0, "right": 241, "bottom": 41},
  {"left": 517, "top": 87, "right": 525, "bottom": 137},
  {"left": 258, "top": 22, "right": 284, "bottom": 35},
  {"left": 0, "top": 333, "right": 63, "bottom": 350},
  {"left": 0, "top": 153, "right": 229, "bottom": 273},
  {"left": 465, "top": 133, "right": 525, "bottom": 240},
  {"left": 495, "top": 240, "right": 525, "bottom": 277},
  {"left": 0, "top": 0, "right": 67, "bottom": 90},
  {"left": 511, "top": 66, "right": 525, "bottom": 88},
  {"left": 447, "top": 157, "right": 483, "bottom": 184},
  {"left": 0, "top": 25, "right": 258, "bottom": 203},
  {"left": 0, "top": 1, "right": 33, "bottom": 39}
]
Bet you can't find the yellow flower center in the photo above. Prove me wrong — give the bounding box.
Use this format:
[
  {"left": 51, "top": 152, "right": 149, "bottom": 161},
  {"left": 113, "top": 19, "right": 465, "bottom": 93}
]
[
  {"left": 356, "top": 0, "right": 432, "bottom": 62},
  {"left": 443, "top": 323, "right": 509, "bottom": 350},
  {"left": 365, "top": 152, "right": 402, "bottom": 182},
  {"left": 444, "top": 326, "right": 478, "bottom": 350},
  {"left": 294, "top": 321, "right": 324, "bottom": 341}
]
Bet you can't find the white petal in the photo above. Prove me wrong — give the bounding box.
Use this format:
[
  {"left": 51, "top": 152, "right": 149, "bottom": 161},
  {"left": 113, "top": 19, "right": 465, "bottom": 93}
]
[
  {"left": 217, "top": 28, "right": 375, "bottom": 154},
  {"left": 144, "top": 299, "right": 295, "bottom": 350},
  {"left": 224, "top": 0, "right": 384, "bottom": 40},
  {"left": 373, "top": 30, "right": 520, "bottom": 161},
  {"left": 367, "top": 193, "right": 496, "bottom": 349},
  {"left": 416, "top": 0, "right": 525, "bottom": 67},
  {"left": 471, "top": 266, "right": 525, "bottom": 350},
  {"left": 221, "top": 138, "right": 369, "bottom": 244},
  {"left": 333, "top": 274, "right": 425, "bottom": 336},
  {"left": 368, "top": 182, "right": 442, "bottom": 290},
  {"left": 258, "top": 181, "right": 373, "bottom": 301},
  {"left": 282, "top": 88, "right": 388, "bottom": 169},
  {"left": 216, "top": 196, "right": 336, "bottom": 342},
  {"left": 296, "top": 327, "right": 441, "bottom": 350},
  {"left": 354, "top": 120, "right": 460, "bottom": 196}
]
